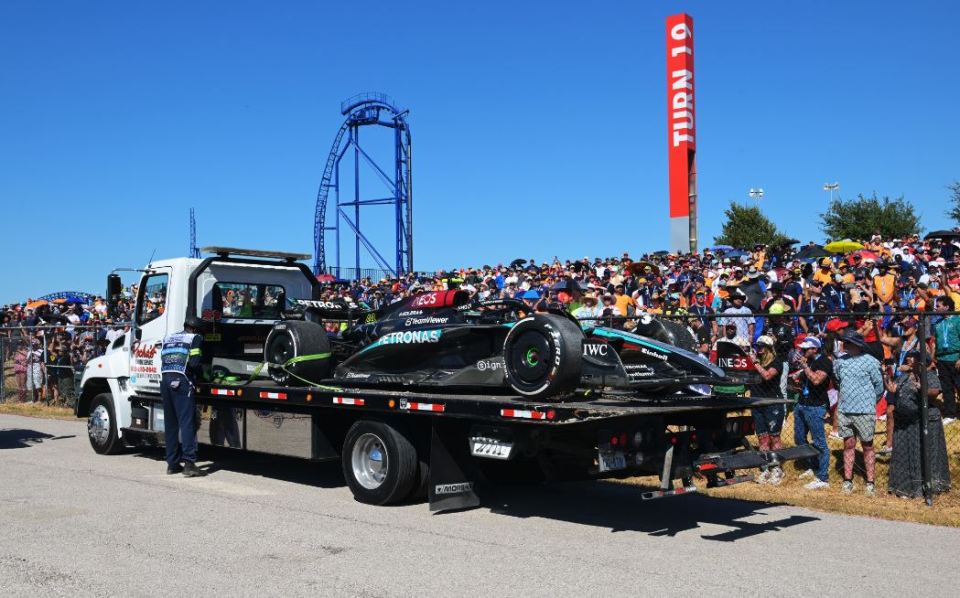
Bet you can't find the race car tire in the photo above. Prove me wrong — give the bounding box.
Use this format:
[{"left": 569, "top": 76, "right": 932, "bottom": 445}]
[
  {"left": 264, "top": 320, "right": 331, "bottom": 386},
  {"left": 342, "top": 420, "right": 419, "bottom": 505},
  {"left": 503, "top": 314, "right": 583, "bottom": 400}
]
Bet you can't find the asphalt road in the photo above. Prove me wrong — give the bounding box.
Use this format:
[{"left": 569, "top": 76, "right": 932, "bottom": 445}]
[{"left": 2, "top": 414, "right": 959, "bottom": 598}]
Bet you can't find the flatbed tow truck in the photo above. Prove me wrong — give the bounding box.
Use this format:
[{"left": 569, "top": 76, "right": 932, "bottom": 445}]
[{"left": 76, "top": 247, "right": 815, "bottom": 512}]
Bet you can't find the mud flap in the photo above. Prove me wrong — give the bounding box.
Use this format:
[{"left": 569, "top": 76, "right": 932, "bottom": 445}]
[{"left": 428, "top": 420, "right": 480, "bottom": 513}]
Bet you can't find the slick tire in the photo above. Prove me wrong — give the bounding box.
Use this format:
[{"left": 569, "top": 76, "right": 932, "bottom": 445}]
[
  {"left": 88, "top": 393, "right": 124, "bottom": 455},
  {"left": 503, "top": 314, "right": 583, "bottom": 400},
  {"left": 264, "top": 320, "right": 331, "bottom": 386},
  {"left": 342, "top": 420, "right": 419, "bottom": 505}
]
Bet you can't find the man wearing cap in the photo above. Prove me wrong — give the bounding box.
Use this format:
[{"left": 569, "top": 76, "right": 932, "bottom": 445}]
[
  {"left": 933, "top": 296, "right": 960, "bottom": 424},
  {"left": 833, "top": 331, "right": 884, "bottom": 495},
  {"left": 792, "top": 336, "right": 832, "bottom": 489},
  {"left": 688, "top": 289, "right": 717, "bottom": 339},
  {"left": 721, "top": 289, "right": 754, "bottom": 345},
  {"left": 159, "top": 316, "right": 207, "bottom": 477},
  {"left": 813, "top": 258, "right": 834, "bottom": 286}
]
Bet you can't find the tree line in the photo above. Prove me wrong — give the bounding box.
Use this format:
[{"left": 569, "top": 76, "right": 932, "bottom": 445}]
[{"left": 713, "top": 181, "right": 960, "bottom": 247}]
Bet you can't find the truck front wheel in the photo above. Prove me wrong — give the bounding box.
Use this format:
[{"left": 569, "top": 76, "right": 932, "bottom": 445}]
[
  {"left": 88, "top": 393, "right": 123, "bottom": 455},
  {"left": 341, "top": 420, "right": 418, "bottom": 505}
]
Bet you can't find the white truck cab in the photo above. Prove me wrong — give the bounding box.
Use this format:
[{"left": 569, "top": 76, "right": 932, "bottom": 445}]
[{"left": 77, "top": 247, "right": 318, "bottom": 454}]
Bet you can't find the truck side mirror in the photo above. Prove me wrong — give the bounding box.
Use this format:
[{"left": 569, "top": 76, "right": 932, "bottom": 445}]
[{"left": 107, "top": 274, "right": 122, "bottom": 317}]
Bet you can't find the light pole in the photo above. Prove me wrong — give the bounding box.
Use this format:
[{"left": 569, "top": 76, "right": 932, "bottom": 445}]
[
  {"left": 823, "top": 181, "right": 839, "bottom": 203},
  {"left": 749, "top": 188, "right": 764, "bottom": 206}
]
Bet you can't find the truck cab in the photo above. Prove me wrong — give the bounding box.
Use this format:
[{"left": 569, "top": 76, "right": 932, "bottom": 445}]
[{"left": 77, "top": 247, "right": 319, "bottom": 453}]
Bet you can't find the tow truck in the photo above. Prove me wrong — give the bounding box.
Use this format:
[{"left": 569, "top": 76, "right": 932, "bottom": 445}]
[{"left": 76, "top": 247, "right": 816, "bottom": 511}]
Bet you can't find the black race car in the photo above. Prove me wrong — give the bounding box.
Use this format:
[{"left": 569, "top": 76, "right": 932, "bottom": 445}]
[{"left": 263, "top": 290, "right": 730, "bottom": 400}]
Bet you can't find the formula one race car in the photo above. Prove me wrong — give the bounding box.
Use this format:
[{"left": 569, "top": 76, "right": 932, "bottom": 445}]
[{"left": 262, "top": 290, "right": 730, "bottom": 400}]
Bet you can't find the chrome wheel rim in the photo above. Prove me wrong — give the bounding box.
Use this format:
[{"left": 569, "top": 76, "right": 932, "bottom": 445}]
[
  {"left": 351, "top": 432, "right": 388, "bottom": 490},
  {"left": 88, "top": 404, "right": 111, "bottom": 446}
]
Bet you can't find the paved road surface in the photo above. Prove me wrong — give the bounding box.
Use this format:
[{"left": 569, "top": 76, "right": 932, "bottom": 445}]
[{"left": 2, "top": 414, "right": 958, "bottom": 597}]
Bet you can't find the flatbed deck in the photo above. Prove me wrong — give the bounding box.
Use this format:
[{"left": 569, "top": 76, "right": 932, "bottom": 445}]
[{"left": 141, "top": 381, "right": 788, "bottom": 425}]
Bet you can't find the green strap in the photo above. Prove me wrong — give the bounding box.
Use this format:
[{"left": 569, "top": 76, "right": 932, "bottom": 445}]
[{"left": 211, "top": 352, "right": 340, "bottom": 392}]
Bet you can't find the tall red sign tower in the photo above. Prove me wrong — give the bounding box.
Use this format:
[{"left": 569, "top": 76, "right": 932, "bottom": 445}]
[{"left": 666, "top": 13, "right": 697, "bottom": 253}]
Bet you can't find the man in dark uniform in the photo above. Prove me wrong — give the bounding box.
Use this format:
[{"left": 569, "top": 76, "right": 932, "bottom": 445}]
[{"left": 160, "top": 316, "right": 206, "bottom": 477}]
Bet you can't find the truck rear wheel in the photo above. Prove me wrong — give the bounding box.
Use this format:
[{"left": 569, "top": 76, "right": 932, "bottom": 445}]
[
  {"left": 88, "top": 393, "right": 123, "bottom": 455},
  {"left": 342, "top": 420, "right": 418, "bottom": 505},
  {"left": 503, "top": 314, "right": 582, "bottom": 400},
  {"left": 264, "top": 321, "right": 332, "bottom": 386}
]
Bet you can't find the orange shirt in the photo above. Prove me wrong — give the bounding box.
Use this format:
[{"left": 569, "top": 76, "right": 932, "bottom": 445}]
[
  {"left": 813, "top": 268, "right": 834, "bottom": 286},
  {"left": 614, "top": 294, "right": 636, "bottom": 315},
  {"left": 874, "top": 274, "right": 896, "bottom": 305}
]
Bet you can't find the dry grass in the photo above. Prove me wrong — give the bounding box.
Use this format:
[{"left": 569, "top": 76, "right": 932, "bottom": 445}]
[
  {"left": 0, "top": 401, "right": 76, "bottom": 420},
  {"left": 625, "top": 413, "right": 960, "bottom": 527}
]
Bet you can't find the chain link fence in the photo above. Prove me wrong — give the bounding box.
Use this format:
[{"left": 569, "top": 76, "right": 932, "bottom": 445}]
[
  {"left": 577, "top": 307, "right": 957, "bottom": 503},
  {"left": 0, "top": 324, "right": 128, "bottom": 408}
]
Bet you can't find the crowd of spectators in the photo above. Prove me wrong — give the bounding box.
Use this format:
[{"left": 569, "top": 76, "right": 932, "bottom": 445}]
[
  {"left": 318, "top": 231, "right": 959, "bottom": 497},
  {"left": 1, "top": 288, "right": 135, "bottom": 405},
  {"left": 2, "top": 233, "right": 958, "bottom": 498}
]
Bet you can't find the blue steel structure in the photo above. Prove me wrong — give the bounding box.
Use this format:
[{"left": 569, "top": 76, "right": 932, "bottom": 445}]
[
  {"left": 189, "top": 208, "right": 200, "bottom": 259},
  {"left": 313, "top": 93, "right": 412, "bottom": 279}
]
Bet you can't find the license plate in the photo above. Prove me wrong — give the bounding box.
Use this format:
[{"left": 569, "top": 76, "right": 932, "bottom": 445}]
[
  {"left": 598, "top": 450, "right": 627, "bottom": 472},
  {"left": 470, "top": 437, "right": 513, "bottom": 460}
]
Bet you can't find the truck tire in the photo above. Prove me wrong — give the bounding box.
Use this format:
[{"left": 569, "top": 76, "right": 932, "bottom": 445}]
[
  {"left": 88, "top": 393, "right": 123, "bottom": 455},
  {"left": 264, "top": 321, "right": 332, "bottom": 386},
  {"left": 342, "top": 420, "right": 418, "bottom": 505},
  {"left": 503, "top": 314, "right": 582, "bottom": 399}
]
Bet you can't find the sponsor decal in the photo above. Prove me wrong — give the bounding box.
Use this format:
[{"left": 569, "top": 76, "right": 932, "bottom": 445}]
[
  {"left": 624, "top": 364, "right": 656, "bottom": 379},
  {"left": 368, "top": 329, "right": 442, "bottom": 349},
  {"left": 410, "top": 292, "right": 440, "bottom": 308},
  {"left": 296, "top": 300, "right": 347, "bottom": 310},
  {"left": 345, "top": 372, "right": 371, "bottom": 379},
  {"left": 640, "top": 346, "right": 669, "bottom": 361},
  {"left": 133, "top": 344, "right": 157, "bottom": 360},
  {"left": 397, "top": 310, "right": 424, "bottom": 317},
  {"left": 718, "top": 356, "right": 751, "bottom": 370},
  {"left": 476, "top": 359, "right": 504, "bottom": 371},
  {"left": 404, "top": 316, "right": 449, "bottom": 327},
  {"left": 434, "top": 482, "right": 474, "bottom": 495},
  {"left": 583, "top": 343, "right": 609, "bottom": 357}
]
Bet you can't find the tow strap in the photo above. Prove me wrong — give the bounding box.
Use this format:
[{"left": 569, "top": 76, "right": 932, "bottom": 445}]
[{"left": 209, "top": 352, "right": 341, "bottom": 392}]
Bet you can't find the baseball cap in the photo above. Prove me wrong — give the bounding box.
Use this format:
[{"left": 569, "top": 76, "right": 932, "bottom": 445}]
[{"left": 798, "top": 337, "right": 822, "bottom": 350}]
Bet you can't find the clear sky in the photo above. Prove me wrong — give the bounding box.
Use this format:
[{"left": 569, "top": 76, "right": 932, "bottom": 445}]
[{"left": 1, "top": 0, "right": 958, "bottom": 303}]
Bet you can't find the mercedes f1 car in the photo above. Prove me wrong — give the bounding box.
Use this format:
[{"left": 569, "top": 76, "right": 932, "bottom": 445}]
[{"left": 262, "top": 290, "right": 734, "bottom": 401}]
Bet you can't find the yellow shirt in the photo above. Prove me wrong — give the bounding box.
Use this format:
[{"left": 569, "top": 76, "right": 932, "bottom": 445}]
[
  {"left": 813, "top": 268, "right": 834, "bottom": 286},
  {"left": 614, "top": 294, "right": 635, "bottom": 316}
]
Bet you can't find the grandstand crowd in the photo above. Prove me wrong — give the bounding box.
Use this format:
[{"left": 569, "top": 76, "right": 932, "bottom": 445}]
[{"left": 2, "top": 232, "right": 959, "bottom": 497}]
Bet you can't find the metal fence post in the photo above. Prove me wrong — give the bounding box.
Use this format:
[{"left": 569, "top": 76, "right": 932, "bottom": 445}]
[
  {"left": 918, "top": 312, "right": 933, "bottom": 506},
  {"left": 0, "top": 336, "right": 5, "bottom": 402}
]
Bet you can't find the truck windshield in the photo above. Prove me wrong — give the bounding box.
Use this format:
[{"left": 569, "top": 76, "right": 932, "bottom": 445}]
[{"left": 215, "top": 282, "right": 285, "bottom": 319}]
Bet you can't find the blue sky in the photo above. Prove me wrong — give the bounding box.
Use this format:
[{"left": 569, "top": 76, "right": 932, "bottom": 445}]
[{"left": 1, "top": 1, "right": 958, "bottom": 302}]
